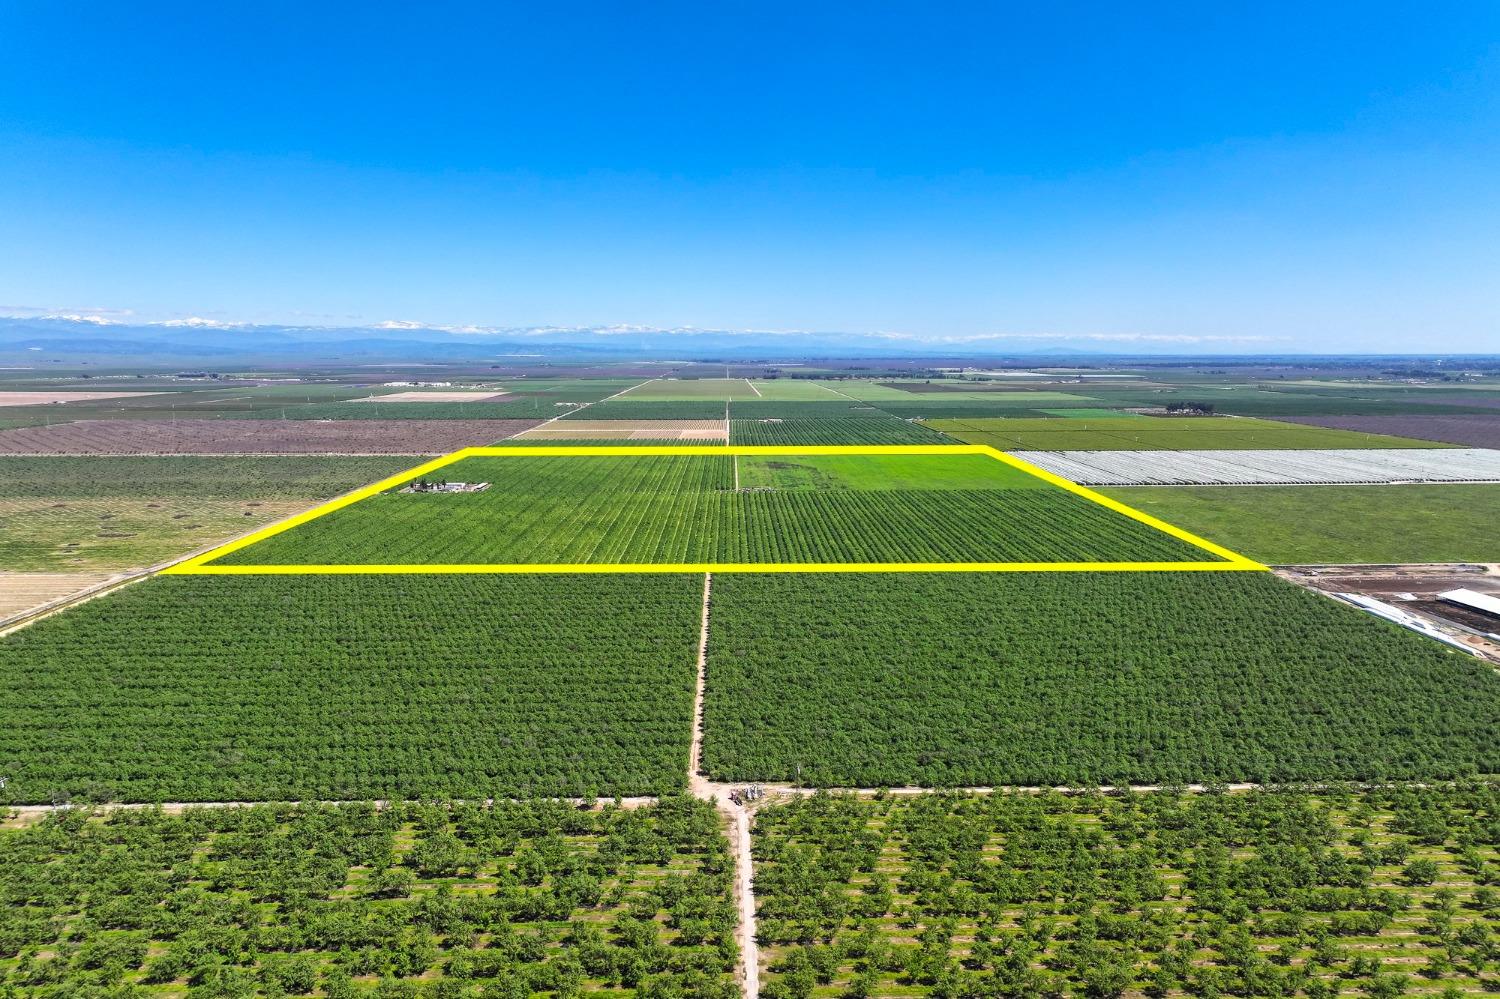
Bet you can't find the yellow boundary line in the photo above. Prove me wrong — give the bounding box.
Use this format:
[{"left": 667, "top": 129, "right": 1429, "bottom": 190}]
[{"left": 164, "top": 445, "right": 1267, "bottom": 575}]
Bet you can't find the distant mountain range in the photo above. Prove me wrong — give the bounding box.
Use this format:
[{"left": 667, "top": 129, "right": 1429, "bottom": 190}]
[
  {"left": 0, "top": 316, "right": 1120, "bottom": 363},
  {"left": 1, "top": 315, "right": 1494, "bottom": 365}
]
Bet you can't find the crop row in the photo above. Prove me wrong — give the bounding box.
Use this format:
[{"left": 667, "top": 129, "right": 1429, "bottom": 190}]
[
  {"left": 0, "top": 575, "right": 703, "bottom": 803},
  {"left": 214, "top": 455, "right": 1212, "bottom": 566},
  {"left": 0, "top": 455, "right": 420, "bottom": 499},
  {"left": 728, "top": 418, "right": 954, "bottom": 446},
  {"left": 754, "top": 787, "right": 1499, "bottom": 998},
  {"left": 0, "top": 797, "right": 738, "bottom": 996}
]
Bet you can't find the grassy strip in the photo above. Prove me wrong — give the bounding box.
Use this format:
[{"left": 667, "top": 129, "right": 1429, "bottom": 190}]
[
  {"left": 0, "top": 456, "right": 419, "bottom": 571},
  {"left": 1099, "top": 484, "right": 1500, "bottom": 564},
  {"left": 0, "top": 497, "right": 313, "bottom": 571}
]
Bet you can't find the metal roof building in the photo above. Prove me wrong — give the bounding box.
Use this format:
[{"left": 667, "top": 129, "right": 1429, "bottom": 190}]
[{"left": 1439, "top": 588, "right": 1500, "bottom": 620}]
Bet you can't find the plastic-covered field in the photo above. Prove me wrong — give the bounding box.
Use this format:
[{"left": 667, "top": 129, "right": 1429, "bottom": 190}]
[{"left": 1018, "top": 447, "right": 1500, "bottom": 485}]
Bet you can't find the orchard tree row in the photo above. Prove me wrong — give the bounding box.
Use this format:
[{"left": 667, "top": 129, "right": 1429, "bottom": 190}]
[
  {"left": 0, "top": 574, "right": 703, "bottom": 804},
  {"left": 702, "top": 573, "right": 1500, "bottom": 787},
  {"left": 754, "top": 786, "right": 1499, "bottom": 998},
  {"left": 0, "top": 797, "right": 739, "bottom": 998}
]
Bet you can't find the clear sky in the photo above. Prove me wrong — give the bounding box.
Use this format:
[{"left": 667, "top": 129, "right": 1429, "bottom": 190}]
[{"left": 2, "top": 3, "right": 1497, "bottom": 352}]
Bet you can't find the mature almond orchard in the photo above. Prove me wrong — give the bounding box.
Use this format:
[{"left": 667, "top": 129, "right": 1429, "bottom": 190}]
[{"left": 0, "top": 574, "right": 703, "bottom": 804}]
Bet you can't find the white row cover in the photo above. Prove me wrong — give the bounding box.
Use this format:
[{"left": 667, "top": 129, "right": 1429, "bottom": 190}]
[{"left": 1014, "top": 448, "right": 1500, "bottom": 486}]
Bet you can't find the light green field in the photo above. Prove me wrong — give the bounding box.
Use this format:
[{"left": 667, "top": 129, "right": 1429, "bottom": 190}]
[
  {"left": 743, "top": 379, "right": 847, "bottom": 400},
  {"left": 1101, "top": 483, "right": 1500, "bottom": 564},
  {"left": 613, "top": 378, "right": 759, "bottom": 400},
  {"left": 491, "top": 377, "right": 642, "bottom": 393},
  {"left": 828, "top": 381, "right": 1099, "bottom": 403},
  {"left": 735, "top": 453, "right": 1046, "bottom": 490},
  {"left": 809, "top": 380, "right": 930, "bottom": 401},
  {"left": 210, "top": 453, "right": 1213, "bottom": 566},
  {"left": 1040, "top": 407, "right": 1147, "bottom": 418},
  {"left": 897, "top": 390, "right": 1098, "bottom": 402},
  {"left": 932, "top": 416, "right": 1447, "bottom": 450}
]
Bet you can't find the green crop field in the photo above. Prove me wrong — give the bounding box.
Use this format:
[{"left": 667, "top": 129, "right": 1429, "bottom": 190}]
[
  {"left": 819, "top": 382, "right": 1099, "bottom": 405},
  {"left": 0, "top": 798, "right": 738, "bottom": 998},
  {"left": 1079, "top": 387, "right": 1499, "bottom": 417},
  {"left": 792, "top": 382, "right": 927, "bottom": 402},
  {"left": 0, "top": 455, "right": 418, "bottom": 499},
  {"left": 568, "top": 400, "right": 730, "bottom": 421},
  {"left": 614, "top": 379, "right": 763, "bottom": 401},
  {"left": 492, "top": 378, "right": 643, "bottom": 395},
  {"left": 734, "top": 454, "right": 1045, "bottom": 491},
  {"left": 0, "top": 574, "right": 702, "bottom": 803},
  {"left": 745, "top": 381, "right": 853, "bottom": 401},
  {"left": 0, "top": 455, "right": 416, "bottom": 571},
  {"left": 700, "top": 573, "right": 1500, "bottom": 787},
  {"left": 754, "top": 787, "right": 1500, "bottom": 999},
  {"left": 1101, "top": 484, "right": 1500, "bottom": 564},
  {"left": 931, "top": 416, "right": 1446, "bottom": 450},
  {"left": 729, "top": 418, "right": 956, "bottom": 446},
  {"left": 207, "top": 453, "right": 1219, "bottom": 566},
  {"left": 0, "top": 384, "right": 381, "bottom": 426},
  {"left": 872, "top": 400, "right": 1088, "bottom": 420},
  {"left": 1039, "top": 407, "right": 1149, "bottom": 418},
  {"left": 730, "top": 402, "right": 898, "bottom": 420}
]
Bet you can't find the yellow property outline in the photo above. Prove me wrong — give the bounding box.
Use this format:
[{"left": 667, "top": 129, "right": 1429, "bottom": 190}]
[{"left": 164, "top": 445, "right": 1267, "bottom": 575}]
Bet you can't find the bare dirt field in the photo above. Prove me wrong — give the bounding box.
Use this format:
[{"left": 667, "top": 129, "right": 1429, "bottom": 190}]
[
  {"left": 355, "top": 391, "right": 512, "bottom": 403},
  {"left": 0, "top": 572, "right": 119, "bottom": 622},
  {"left": 1279, "top": 414, "right": 1500, "bottom": 448},
  {"left": 0, "top": 391, "right": 165, "bottom": 406},
  {"left": 0, "top": 419, "right": 541, "bottom": 454},
  {"left": 514, "top": 419, "right": 729, "bottom": 441}
]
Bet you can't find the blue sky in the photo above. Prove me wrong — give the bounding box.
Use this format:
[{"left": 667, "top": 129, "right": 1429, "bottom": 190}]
[{"left": 2, "top": 3, "right": 1497, "bottom": 352}]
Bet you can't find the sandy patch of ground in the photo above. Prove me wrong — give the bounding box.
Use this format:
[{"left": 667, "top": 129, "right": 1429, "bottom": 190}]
[
  {"left": 0, "top": 391, "right": 164, "bottom": 406},
  {"left": 0, "top": 497, "right": 316, "bottom": 570},
  {"left": 514, "top": 419, "right": 729, "bottom": 441},
  {"left": 0, "top": 572, "right": 120, "bottom": 621},
  {"left": 356, "top": 391, "right": 511, "bottom": 403}
]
